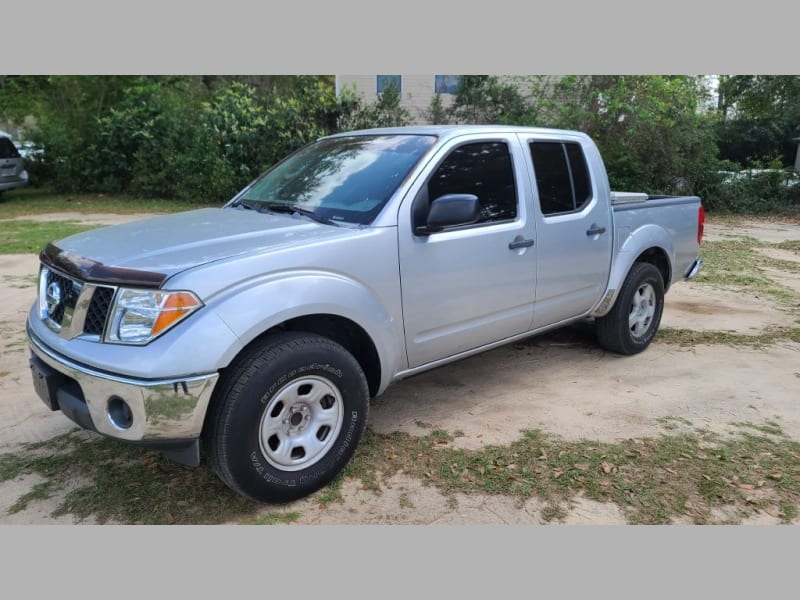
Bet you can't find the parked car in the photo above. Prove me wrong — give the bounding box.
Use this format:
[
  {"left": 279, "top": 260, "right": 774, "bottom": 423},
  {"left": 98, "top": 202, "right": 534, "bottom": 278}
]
[
  {"left": 719, "top": 168, "right": 800, "bottom": 187},
  {"left": 26, "top": 125, "right": 704, "bottom": 503},
  {"left": 17, "top": 140, "right": 44, "bottom": 161},
  {"left": 0, "top": 135, "right": 29, "bottom": 194}
]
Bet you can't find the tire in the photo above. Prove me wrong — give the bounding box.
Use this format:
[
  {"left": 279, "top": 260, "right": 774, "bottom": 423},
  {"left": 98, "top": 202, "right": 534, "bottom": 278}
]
[
  {"left": 206, "top": 331, "right": 369, "bottom": 503},
  {"left": 596, "top": 262, "right": 665, "bottom": 355}
]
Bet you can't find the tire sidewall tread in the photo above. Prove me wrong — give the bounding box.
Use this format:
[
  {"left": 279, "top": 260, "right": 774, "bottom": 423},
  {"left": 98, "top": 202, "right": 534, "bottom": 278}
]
[
  {"left": 207, "top": 332, "right": 369, "bottom": 503},
  {"left": 596, "top": 262, "right": 665, "bottom": 355}
]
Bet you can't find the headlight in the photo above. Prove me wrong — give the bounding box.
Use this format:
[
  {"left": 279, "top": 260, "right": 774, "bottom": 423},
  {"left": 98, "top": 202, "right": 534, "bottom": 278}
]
[{"left": 106, "top": 289, "right": 202, "bottom": 345}]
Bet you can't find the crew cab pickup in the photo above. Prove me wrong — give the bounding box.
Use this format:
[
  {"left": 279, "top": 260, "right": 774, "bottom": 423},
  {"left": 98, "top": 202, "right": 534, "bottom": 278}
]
[{"left": 26, "top": 125, "right": 704, "bottom": 503}]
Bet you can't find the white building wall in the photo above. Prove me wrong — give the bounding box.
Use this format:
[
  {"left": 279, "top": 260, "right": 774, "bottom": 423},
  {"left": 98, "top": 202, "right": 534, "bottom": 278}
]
[
  {"left": 336, "top": 75, "right": 566, "bottom": 125},
  {"left": 337, "top": 74, "right": 457, "bottom": 124}
]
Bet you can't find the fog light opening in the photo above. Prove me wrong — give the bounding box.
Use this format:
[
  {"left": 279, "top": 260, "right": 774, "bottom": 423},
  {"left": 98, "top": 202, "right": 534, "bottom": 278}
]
[{"left": 107, "top": 396, "right": 133, "bottom": 430}]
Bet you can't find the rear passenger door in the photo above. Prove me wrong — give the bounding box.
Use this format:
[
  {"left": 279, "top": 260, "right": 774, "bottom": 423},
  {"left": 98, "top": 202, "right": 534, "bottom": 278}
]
[{"left": 523, "top": 136, "right": 613, "bottom": 329}]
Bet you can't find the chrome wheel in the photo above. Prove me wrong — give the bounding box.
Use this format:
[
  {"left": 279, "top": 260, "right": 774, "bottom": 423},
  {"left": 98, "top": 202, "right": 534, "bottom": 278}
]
[
  {"left": 628, "top": 282, "right": 656, "bottom": 339},
  {"left": 259, "top": 376, "right": 344, "bottom": 471}
]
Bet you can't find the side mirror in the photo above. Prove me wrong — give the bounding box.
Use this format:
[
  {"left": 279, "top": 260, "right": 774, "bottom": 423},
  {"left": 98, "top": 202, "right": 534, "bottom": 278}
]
[{"left": 416, "top": 193, "right": 480, "bottom": 235}]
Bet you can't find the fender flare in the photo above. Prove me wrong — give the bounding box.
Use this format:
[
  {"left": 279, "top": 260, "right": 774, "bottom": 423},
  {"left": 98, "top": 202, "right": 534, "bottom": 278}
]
[
  {"left": 207, "top": 270, "right": 404, "bottom": 394},
  {"left": 592, "top": 224, "right": 675, "bottom": 317}
]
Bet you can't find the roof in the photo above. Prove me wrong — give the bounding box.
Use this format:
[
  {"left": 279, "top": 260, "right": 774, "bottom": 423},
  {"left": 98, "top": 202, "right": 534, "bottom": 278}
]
[{"left": 325, "top": 124, "right": 590, "bottom": 143}]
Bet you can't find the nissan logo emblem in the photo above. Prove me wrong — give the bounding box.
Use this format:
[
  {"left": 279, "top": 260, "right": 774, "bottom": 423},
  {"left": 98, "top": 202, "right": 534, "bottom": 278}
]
[{"left": 46, "top": 281, "right": 62, "bottom": 315}]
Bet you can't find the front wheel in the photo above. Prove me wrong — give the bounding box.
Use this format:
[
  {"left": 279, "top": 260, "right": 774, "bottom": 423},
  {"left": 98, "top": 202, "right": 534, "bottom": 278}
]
[
  {"left": 206, "top": 332, "right": 369, "bottom": 503},
  {"left": 596, "top": 262, "right": 665, "bottom": 355}
]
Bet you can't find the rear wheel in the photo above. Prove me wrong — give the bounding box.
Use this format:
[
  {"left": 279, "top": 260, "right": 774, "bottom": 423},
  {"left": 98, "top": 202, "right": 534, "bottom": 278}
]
[
  {"left": 206, "top": 332, "right": 369, "bottom": 503},
  {"left": 596, "top": 262, "right": 664, "bottom": 355}
]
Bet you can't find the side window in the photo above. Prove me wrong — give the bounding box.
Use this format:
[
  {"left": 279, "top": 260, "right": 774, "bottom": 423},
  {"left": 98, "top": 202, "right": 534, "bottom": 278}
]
[
  {"left": 428, "top": 142, "right": 517, "bottom": 225},
  {"left": 566, "top": 142, "right": 592, "bottom": 208},
  {"left": 530, "top": 141, "right": 593, "bottom": 215}
]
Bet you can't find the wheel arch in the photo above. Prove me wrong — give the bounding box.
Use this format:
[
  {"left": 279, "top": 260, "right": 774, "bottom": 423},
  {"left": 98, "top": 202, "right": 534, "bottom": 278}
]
[
  {"left": 633, "top": 246, "right": 671, "bottom": 292},
  {"left": 593, "top": 221, "right": 675, "bottom": 318}
]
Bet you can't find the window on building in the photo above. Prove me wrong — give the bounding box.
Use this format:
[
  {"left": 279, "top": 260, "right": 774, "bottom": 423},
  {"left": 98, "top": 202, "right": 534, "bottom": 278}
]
[
  {"left": 434, "top": 75, "right": 462, "bottom": 95},
  {"left": 529, "top": 141, "right": 593, "bottom": 215},
  {"left": 377, "top": 75, "right": 402, "bottom": 94}
]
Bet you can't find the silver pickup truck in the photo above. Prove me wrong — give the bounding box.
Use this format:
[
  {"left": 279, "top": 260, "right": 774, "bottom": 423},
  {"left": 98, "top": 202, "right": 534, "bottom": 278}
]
[{"left": 26, "top": 125, "right": 704, "bottom": 503}]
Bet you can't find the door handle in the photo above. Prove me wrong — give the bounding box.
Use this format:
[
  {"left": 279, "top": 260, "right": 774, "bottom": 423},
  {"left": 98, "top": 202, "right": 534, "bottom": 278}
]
[
  {"left": 508, "top": 238, "right": 535, "bottom": 250},
  {"left": 586, "top": 225, "right": 607, "bottom": 236}
]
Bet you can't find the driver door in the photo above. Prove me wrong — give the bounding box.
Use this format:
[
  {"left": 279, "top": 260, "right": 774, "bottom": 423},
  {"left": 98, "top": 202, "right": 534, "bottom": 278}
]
[{"left": 398, "top": 135, "right": 537, "bottom": 368}]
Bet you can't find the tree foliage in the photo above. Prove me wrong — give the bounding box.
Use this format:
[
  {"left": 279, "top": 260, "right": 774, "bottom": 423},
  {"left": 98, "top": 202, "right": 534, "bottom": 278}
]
[
  {"left": 2, "top": 74, "right": 797, "bottom": 214},
  {"left": 338, "top": 81, "right": 412, "bottom": 130},
  {"left": 0, "top": 76, "right": 354, "bottom": 202},
  {"left": 447, "top": 75, "right": 720, "bottom": 195},
  {"left": 716, "top": 75, "right": 800, "bottom": 166}
]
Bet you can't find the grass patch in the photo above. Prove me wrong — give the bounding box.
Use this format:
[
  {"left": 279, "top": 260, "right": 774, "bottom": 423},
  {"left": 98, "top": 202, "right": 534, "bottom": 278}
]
[
  {"left": 314, "top": 474, "right": 345, "bottom": 507},
  {"left": 399, "top": 494, "right": 415, "bottom": 509},
  {"left": 0, "top": 433, "right": 263, "bottom": 524},
  {"left": 774, "top": 240, "right": 800, "bottom": 252},
  {"left": 656, "top": 416, "right": 694, "bottom": 430},
  {"left": 328, "top": 426, "right": 800, "bottom": 525},
  {"left": 1, "top": 274, "right": 38, "bottom": 288},
  {"left": 8, "top": 481, "right": 57, "bottom": 514},
  {"left": 247, "top": 511, "right": 301, "bottom": 525},
  {"left": 0, "top": 220, "right": 98, "bottom": 254},
  {"left": 2, "top": 424, "right": 798, "bottom": 525},
  {"left": 695, "top": 239, "right": 798, "bottom": 306},
  {"left": 656, "top": 326, "right": 800, "bottom": 347},
  {"left": 0, "top": 187, "right": 215, "bottom": 219},
  {"left": 540, "top": 504, "right": 568, "bottom": 522},
  {"left": 759, "top": 255, "right": 800, "bottom": 274},
  {"left": 730, "top": 421, "right": 785, "bottom": 437}
]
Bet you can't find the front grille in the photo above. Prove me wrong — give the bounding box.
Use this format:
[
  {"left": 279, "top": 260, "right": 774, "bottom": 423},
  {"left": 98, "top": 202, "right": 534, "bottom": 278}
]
[
  {"left": 84, "top": 287, "right": 114, "bottom": 335},
  {"left": 45, "top": 270, "right": 81, "bottom": 325},
  {"left": 39, "top": 266, "right": 116, "bottom": 341}
]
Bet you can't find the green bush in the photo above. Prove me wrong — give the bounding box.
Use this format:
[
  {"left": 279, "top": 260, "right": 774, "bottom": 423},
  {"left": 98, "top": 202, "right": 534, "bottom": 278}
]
[{"left": 703, "top": 167, "right": 800, "bottom": 214}]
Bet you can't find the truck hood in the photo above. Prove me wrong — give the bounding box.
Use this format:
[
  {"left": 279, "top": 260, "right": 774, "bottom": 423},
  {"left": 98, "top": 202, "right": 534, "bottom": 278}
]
[{"left": 52, "top": 207, "right": 361, "bottom": 280}]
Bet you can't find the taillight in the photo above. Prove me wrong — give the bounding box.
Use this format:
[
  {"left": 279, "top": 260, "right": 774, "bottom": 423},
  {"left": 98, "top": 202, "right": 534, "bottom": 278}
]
[{"left": 697, "top": 205, "right": 705, "bottom": 245}]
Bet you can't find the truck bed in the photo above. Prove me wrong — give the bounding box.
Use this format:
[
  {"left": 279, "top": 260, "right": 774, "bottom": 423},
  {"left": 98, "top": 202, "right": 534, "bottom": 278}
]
[{"left": 609, "top": 191, "right": 702, "bottom": 288}]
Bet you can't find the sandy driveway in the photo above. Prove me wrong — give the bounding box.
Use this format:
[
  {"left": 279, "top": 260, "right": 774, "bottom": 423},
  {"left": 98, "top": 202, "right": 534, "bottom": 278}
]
[{"left": 1, "top": 215, "right": 799, "bottom": 524}]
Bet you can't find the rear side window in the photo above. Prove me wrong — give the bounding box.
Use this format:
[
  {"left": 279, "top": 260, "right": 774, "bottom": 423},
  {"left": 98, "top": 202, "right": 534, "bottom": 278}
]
[
  {"left": 0, "top": 137, "right": 20, "bottom": 159},
  {"left": 428, "top": 141, "right": 517, "bottom": 224},
  {"left": 530, "top": 141, "right": 592, "bottom": 215}
]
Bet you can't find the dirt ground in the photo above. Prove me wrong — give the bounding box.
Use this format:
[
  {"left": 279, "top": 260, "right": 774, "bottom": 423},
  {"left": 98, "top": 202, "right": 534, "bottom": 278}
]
[{"left": 1, "top": 215, "right": 799, "bottom": 524}]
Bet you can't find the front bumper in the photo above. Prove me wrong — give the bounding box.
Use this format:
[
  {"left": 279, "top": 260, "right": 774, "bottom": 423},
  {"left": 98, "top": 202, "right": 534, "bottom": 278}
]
[
  {"left": 0, "top": 170, "right": 29, "bottom": 191},
  {"left": 27, "top": 323, "right": 219, "bottom": 464}
]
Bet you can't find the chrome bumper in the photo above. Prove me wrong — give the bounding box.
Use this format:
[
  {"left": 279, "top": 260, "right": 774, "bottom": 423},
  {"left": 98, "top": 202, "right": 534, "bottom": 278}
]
[
  {"left": 685, "top": 258, "right": 703, "bottom": 279},
  {"left": 27, "top": 324, "right": 219, "bottom": 444}
]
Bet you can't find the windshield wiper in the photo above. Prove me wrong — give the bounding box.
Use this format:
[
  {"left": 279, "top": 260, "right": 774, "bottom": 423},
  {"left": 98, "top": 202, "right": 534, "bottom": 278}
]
[
  {"left": 232, "top": 199, "right": 268, "bottom": 212},
  {"left": 262, "top": 203, "right": 340, "bottom": 227}
]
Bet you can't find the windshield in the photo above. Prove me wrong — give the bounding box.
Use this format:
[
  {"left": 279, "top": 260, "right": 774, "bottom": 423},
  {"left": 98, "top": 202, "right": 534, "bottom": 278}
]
[
  {"left": 0, "top": 137, "right": 21, "bottom": 159},
  {"left": 231, "top": 134, "right": 437, "bottom": 225}
]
